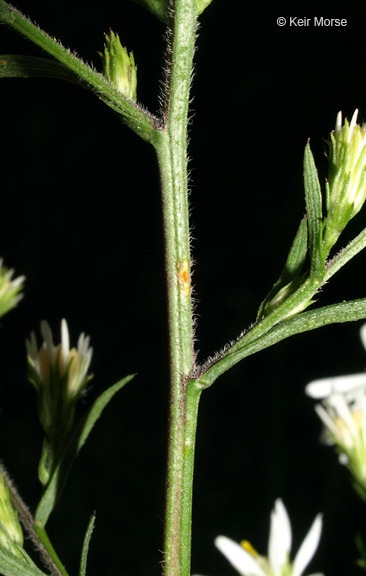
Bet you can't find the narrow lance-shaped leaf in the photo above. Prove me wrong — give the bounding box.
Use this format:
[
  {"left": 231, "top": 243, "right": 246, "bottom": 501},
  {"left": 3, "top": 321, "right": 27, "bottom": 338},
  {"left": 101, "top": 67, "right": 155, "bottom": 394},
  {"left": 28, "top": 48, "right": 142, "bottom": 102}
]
[
  {"left": 304, "top": 142, "right": 325, "bottom": 280},
  {"left": 257, "top": 217, "right": 308, "bottom": 319},
  {"left": 79, "top": 514, "right": 95, "bottom": 576},
  {"left": 0, "top": 55, "right": 79, "bottom": 83},
  {"left": 35, "top": 375, "right": 135, "bottom": 527}
]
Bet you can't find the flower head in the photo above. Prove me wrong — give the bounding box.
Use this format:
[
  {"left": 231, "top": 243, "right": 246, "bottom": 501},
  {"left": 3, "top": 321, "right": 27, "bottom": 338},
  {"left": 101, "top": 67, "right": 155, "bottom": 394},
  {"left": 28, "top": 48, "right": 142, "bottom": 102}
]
[
  {"left": 306, "top": 323, "right": 366, "bottom": 499},
  {"left": 215, "top": 499, "right": 323, "bottom": 576},
  {"left": 0, "top": 259, "right": 24, "bottom": 319},
  {"left": 26, "top": 319, "right": 93, "bottom": 484},
  {"left": 324, "top": 109, "right": 366, "bottom": 253},
  {"left": 100, "top": 30, "right": 137, "bottom": 100}
]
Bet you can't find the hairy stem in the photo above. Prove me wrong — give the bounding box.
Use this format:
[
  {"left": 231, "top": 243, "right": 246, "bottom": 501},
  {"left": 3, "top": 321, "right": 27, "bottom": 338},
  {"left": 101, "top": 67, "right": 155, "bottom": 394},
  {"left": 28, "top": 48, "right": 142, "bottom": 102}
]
[
  {"left": 180, "top": 384, "right": 202, "bottom": 576},
  {"left": 154, "top": 1, "right": 198, "bottom": 574}
]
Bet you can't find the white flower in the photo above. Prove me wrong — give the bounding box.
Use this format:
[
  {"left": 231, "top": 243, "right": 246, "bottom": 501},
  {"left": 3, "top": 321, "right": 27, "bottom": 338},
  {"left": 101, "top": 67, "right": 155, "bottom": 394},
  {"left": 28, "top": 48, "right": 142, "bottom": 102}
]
[
  {"left": 26, "top": 318, "right": 93, "bottom": 401},
  {"left": 26, "top": 319, "right": 93, "bottom": 436},
  {"left": 26, "top": 319, "right": 94, "bottom": 485},
  {"left": 215, "top": 499, "right": 323, "bottom": 576},
  {"left": 305, "top": 324, "right": 366, "bottom": 497}
]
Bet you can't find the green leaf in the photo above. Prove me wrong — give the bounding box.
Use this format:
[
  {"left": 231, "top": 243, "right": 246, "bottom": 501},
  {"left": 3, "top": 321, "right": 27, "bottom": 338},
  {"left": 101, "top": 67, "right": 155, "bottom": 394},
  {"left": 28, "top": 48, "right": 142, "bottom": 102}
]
[
  {"left": 129, "top": 0, "right": 168, "bottom": 23},
  {"left": 257, "top": 218, "right": 308, "bottom": 318},
  {"left": 195, "top": 0, "right": 214, "bottom": 15},
  {"left": 304, "top": 142, "right": 325, "bottom": 280},
  {"left": 0, "top": 545, "right": 47, "bottom": 576},
  {"left": 199, "top": 298, "right": 366, "bottom": 389},
  {"left": 0, "top": 55, "right": 79, "bottom": 83},
  {"left": 79, "top": 514, "right": 95, "bottom": 576},
  {"left": 281, "top": 217, "right": 308, "bottom": 280},
  {"left": 35, "top": 375, "right": 135, "bottom": 527}
]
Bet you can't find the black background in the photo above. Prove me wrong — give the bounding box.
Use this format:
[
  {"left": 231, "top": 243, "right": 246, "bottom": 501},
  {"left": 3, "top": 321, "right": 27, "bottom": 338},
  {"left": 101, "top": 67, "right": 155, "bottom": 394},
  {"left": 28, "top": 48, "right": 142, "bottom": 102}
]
[{"left": 0, "top": 3, "right": 366, "bottom": 576}]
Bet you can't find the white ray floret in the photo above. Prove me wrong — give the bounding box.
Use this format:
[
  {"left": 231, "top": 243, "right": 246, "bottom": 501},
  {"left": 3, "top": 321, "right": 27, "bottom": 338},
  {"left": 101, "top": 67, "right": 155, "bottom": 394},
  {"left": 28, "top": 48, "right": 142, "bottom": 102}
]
[{"left": 215, "top": 499, "right": 323, "bottom": 576}]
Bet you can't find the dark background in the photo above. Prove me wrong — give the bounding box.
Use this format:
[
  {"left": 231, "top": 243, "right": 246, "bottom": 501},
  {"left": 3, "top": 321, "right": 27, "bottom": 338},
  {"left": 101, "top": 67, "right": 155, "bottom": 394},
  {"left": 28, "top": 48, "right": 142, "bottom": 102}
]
[{"left": 0, "top": 3, "right": 366, "bottom": 575}]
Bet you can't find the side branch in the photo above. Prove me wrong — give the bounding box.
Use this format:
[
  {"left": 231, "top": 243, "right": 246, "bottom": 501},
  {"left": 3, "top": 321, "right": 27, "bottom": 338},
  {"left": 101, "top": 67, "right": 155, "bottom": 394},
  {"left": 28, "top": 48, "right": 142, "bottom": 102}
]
[
  {"left": 0, "top": 0, "right": 158, "bottom": 140},
  {"left": 195, "top": 298, "right": 366, "bottom": 389}
]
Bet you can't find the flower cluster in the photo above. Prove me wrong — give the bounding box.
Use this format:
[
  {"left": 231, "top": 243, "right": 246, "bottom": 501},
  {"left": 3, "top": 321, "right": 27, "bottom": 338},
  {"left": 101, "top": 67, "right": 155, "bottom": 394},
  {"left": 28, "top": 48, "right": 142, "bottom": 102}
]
[
  {"left": 323, "top": 109, "right": 366, "bottom": 254},
  {"left": 215, "top": 499, "right": 323, "bottom": 576},
  {"left": 26, "top": 319, "right": 93, "bottom": 483},
  {"left": 306, "top": 324, "right": 366, "bottom": 500}
]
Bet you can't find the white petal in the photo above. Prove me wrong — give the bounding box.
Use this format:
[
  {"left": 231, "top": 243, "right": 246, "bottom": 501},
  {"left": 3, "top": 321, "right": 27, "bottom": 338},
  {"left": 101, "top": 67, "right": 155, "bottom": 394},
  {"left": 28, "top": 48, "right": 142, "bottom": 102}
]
[
  {"left": 306, "top": 374, "right": 366, "bottom": 399},
  {"left": 268, "top": 499, "right": 292, "bottom": 575},
  {"left": 314, "top": 404, "right": 339, "bottom": 441},
  {"left": 215, "top": 536, "right": 266, "bottom": 576},
  {"left": 335, "top": 110, "right": 342, "bottom": 134},
  {"left": 61, "top": 319, "right": 70, "bottom": 369},
  {"left": 292, "top": 514, "right": 322, "bottom": 576},
  {"left": 349, "top": 109, "right": 359, "bottom": 138},
  {"left": 360, "top": 323, "right": 366, "bottom": 352}
]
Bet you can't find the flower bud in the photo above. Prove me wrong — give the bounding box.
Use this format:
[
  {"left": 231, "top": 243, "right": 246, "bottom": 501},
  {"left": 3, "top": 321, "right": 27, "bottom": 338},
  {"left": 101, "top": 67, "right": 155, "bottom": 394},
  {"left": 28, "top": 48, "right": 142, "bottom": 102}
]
[
  {"left": 0, "top": 474, "right": 23, "bottom": 557},
  {"left": 324, "top": 109, "right": 366, "bottom": 253},
  {"left": 0, "top": 259, "right": 24, "bottom": 319},
  {"left": 26, "top": 319, "right": 93, "bottom": 483},
  {"left": 100, "top": 31, "right": 137, "bottom": 100}
]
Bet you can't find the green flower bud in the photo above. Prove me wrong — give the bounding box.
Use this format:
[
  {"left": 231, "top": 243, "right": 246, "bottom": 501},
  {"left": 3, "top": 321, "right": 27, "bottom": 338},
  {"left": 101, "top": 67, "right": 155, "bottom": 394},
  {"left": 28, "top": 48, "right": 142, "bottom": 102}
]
[
  {"left": 26, "top": 319, "right": 93, "bottom": 483},
  {"left": 324, "top": 109, "right": 366, "bottom": 253},
  {"left": 100, "top": 31, "right": 137, "bottom": 101},
  {"left": 0, "top": 474, "right": 23, "bottom": 557},
  {"left": 0, "top": 259, "right": 24, "bottom": 319}
]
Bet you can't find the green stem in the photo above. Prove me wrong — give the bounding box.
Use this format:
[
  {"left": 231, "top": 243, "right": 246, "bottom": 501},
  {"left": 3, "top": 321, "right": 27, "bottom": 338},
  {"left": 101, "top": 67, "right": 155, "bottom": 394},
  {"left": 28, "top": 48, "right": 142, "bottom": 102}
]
[
  {"left": 154, "top": 1, "right": 198, "bottom": 575},
  {"left": 0, "top": 0, "right": 157, "bottom": 140},
  {"left": 197, "top": 297, "right": 366, "bottom": 388},
  {"left": 34, "top": 524, "right": 69, "bottom": 576},
  {"left": 180, "top": 383, "right": 202, "bottom": 576}
]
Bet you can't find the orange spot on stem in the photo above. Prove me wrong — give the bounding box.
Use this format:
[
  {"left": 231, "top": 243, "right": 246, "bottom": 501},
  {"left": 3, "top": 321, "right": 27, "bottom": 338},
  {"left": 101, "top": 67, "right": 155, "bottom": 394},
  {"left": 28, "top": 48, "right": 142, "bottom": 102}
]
[{"left": 177, "top": 260, "right": 190, "bottom": 294}]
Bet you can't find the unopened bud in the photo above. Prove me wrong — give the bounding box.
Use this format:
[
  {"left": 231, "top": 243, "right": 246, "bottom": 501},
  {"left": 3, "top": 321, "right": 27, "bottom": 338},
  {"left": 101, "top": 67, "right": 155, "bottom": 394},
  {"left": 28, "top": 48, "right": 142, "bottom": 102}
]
[
  {"left": 100, "top": 31, "right": 137, "bottom": 100},
  {"left": 324, "top": 109, "right": 366, "bottom": 253}
]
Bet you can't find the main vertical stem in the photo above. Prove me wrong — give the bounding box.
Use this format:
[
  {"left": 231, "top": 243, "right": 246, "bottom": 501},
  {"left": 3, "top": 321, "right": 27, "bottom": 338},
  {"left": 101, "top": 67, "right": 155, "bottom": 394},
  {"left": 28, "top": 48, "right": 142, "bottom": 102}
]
[{"left": 154, "top": 1, "right": 198, "bottom": 575}]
